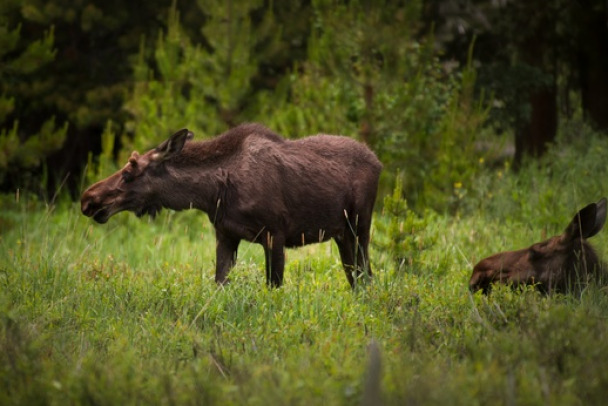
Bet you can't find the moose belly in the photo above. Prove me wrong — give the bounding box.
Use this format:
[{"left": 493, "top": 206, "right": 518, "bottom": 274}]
[{"left": 285, "top": 228, "right": 341, "bottom": 247}]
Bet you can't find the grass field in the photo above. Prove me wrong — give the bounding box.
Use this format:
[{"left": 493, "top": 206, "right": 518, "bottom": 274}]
[{"left": 3, "top": 135, "right": 608, "bottom": 405}]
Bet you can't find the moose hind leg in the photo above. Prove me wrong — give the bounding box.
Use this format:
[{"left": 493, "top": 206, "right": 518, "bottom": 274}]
[
  {"left": 336, "top": 235, "right": 371, "bottom": 288},
  {"left": 264, "top": 232, "right": 286, "bottom": 287},
  {"left": 336, "top": 218, "right": 372, "bottom": 288},
  {"left": 336, "top": 238, "right": 357, "bottom": 287},
  {"left": 356, "top": 227, "right": 372, "bottom": 278}
]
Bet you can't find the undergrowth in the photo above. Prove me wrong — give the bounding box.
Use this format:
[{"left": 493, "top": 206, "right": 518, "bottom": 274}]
[{"left": 2, "top": 128, "right": 608, "bottom": 405}]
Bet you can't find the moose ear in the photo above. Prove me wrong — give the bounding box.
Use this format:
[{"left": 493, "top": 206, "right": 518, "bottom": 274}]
[
  {"left": 564, "top": 197, "right": 608, "bottom": 240},
  {"left": 152, "top": 129, "right": 193, "bottom": 161},
  {"left": 589, "top": 197, "right": 608, "bottom": 237}
]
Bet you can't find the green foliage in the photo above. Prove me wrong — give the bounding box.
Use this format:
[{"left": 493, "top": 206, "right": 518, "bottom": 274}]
[
  {"left": 1, "top": 117, "right": 68, "bottom": 171},
  {"left": 421, "top": 43, "right": 491, "bottom": 212},
  {"left": 433, "top": 0, "right": 606, "bottom": 151},
  {"left": 85, "top": 120, "right": 118, "bottom": 183},
  {"left": 124, "top": 0, "right": 281, "bottom": 155},
  {"left": 464, "top": 119, "right": 608, "bottom": 225},
  {"left": 478, "top": 61, "right": 553, "bottom": 131},
  {"left": 94, "top": 0, "right": 491, "bottom": 213},
  {"left": 262, "top": 2, "right": 489, "bottom": 211},
  {"left": 0, "top": 8, "right": 68, "bottom": 185},
  {"left": 197, "top": 0, "right": 279, "bottom": 117},
  {"left": 266, "top": 0, "right": 425, "bottom": 143},
  {"left": 0, "top": 19, "right": 68, "bottom": 183},
  {"left": 9, "top": 0, "right": 173, "bottom": 131},
  {"left": 4, "top": 125, "right": 608, "bottom": 403},
  {"left": 257, "top": 66, "right": 360, "bottom": 138},
  {"left": 0, "top": 0, "right": 192, "bottom": 192},
  {"left": 1, "top": 0, "right": 605, "bottom": 205},
  {"left": 373, "top": 173, "right": 436, "bottom": 273},
  {"left": 125, "top": 3, "right": 217, "bottom": 152}
]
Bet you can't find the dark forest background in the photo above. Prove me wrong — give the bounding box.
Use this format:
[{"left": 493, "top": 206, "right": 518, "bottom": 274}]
[{"left": 2, "top": 0, "right": 607, "bottom": 210}]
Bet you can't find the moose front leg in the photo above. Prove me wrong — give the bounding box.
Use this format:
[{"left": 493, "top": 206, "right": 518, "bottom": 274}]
[
  {"left": 263, "top": 232, "right": 285, "bottom": 287},
  {"left": 215, "top": 230, "right": 240, "bottom": 284},
  {"left": 335, "top": 230, "right": 372, "bottom": 288}
]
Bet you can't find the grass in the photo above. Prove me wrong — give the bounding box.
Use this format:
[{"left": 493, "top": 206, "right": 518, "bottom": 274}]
[{"left": 3, "top": 132, "right": 608, "bottom": 405}]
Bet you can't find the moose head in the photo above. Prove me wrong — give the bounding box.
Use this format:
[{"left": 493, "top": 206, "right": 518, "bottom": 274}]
[
  {"left": 81, "top": 129, "right": 194, "bottom": 224},
  {"left": 470, "top": 198, "right": 607, "bottom": 294}
]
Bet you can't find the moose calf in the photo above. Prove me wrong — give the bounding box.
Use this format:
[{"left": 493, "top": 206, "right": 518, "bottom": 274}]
[{"left": 470, "top": 198, "right": 607, "bottom": 294}]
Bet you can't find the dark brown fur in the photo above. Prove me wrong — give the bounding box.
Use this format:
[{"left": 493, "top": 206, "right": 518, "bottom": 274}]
[
  {"left": 81, "top": 123, "right": 382, "bottom": 287},
  {"left": 470, "top": 198, "right": 607, "bottom": 294}
]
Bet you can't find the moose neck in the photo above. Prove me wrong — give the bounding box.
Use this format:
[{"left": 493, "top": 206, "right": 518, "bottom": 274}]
[
  {"left": 568, "top": 241, "right": 601, "bottom": 274},
  {"left": 156, "top": 154, "right": 228, "bottom": 217}
]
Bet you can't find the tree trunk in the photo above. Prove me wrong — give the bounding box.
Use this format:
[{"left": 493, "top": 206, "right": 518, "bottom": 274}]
[
  {"left": 514, "top": 84, "right": 557, "bottom": 166},
  {"left": 513, "top": 6, "right": 558, "bottom": 167},
  {"left": 359, "top": 82, "right": 374, "bottom": 146},
  {"left": 578, "top": 2, "right": 608, "bottom": 129}
]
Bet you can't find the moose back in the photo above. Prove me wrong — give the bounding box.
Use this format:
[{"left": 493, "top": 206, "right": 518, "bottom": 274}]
[{"left": 81, "top": 123, "right": 382, "bottom": 287}]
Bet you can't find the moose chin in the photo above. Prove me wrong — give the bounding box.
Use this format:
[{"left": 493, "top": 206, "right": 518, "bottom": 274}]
[
  {"left": 81, "top": 123, "right": 382, "bottom": 288},
  {"left": 470, "top": 198, "right": 607, "bottom": 294}
]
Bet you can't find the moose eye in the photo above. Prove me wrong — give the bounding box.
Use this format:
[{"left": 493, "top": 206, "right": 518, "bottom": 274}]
[
  {"left": 122, "top": 171, "right": 134, "bottom": 183},
  {"left": 528, "top": 247, "right": 543, "bottom": 261}
]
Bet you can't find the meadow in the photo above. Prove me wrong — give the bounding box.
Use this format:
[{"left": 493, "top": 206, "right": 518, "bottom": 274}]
[{"left": 2, "top": 132, "right": 608, "bottom": 405}]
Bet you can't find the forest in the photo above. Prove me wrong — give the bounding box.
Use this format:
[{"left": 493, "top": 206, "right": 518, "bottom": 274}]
[
  {"left": 2, "top": 1, "right": 608, "bottom": 404},
  {"left": 2, "top": 0, "right": 607, "bottom": 208}
]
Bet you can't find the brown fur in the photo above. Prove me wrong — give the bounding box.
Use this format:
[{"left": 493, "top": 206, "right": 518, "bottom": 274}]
[
  {"left": 470, "top": 198, "right": 607, "bottom": 294},
  {"left": 81, "top": 123, "right": 382, "bottom": 287}
]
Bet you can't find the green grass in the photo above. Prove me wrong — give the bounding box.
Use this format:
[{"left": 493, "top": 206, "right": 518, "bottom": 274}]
[{"left": 3, "top": 133, "right": 608, "bottom": 405}]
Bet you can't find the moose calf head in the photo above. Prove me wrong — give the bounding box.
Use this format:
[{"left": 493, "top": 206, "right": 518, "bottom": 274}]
[{"left": 470, "top": 198, "right": 607, "bottom": 294}]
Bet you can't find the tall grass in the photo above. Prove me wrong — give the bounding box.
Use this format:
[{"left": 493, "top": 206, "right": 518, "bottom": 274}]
[{"left": 2, "top": 128, "right": 608, "bottom": 405}]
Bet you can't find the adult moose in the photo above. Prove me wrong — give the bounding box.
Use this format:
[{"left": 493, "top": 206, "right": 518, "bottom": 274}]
[
  {"left": 469, "top": 198, "right": 607, "bottom": 294},
  {"left": 81, "top": 123, "right": 382, "bottom": 288}
]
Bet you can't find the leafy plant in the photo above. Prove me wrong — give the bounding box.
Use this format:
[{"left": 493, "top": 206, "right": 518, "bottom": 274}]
[{"left": 372, "top": 173, "right": 436, "bottom": 274}]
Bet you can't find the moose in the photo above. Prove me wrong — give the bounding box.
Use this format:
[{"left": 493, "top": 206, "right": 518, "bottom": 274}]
[
  {"left": 469, "top": 198, "right": 607, "bottom": 294},
  {"left": 81, "top": 123, "right": 382, "bottom": 288}
]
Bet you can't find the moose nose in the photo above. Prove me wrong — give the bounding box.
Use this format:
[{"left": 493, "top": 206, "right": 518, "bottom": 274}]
[
  {"left": 469, "top": 279, "right": 478, "bottom": 292},
  {"left": 81, "top": 193, "right": 98, "bottom": 217},
  {"left": 469, "top": 274, "right": 483, "bottom": 293},
  {"left": 81, "top": 199, "right": 93, "bottom": 217},
  {"left": 469, "top": 261, "right": 495, "bottom": 294}
]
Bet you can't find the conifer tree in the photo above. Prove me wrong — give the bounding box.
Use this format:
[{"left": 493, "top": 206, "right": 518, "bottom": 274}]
[
  {"left": 0, "top": 2, "right": 67, "bottom": 186},
  {"left": 124, "top": 0, "right": 280, "bottom": 154}
]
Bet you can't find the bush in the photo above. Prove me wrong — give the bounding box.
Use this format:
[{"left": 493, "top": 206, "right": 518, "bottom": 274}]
[{"left": 120, "top": 0, "right": 490, "bottom": 212}]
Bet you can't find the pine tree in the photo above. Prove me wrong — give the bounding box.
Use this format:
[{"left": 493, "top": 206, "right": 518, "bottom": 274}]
[
  {"left": 0, "top": 0, "right": 176, "bottom": 192},
  {"left": 0, "top": 2, "right": 67, "bottom": 186},
  {"left": 124, "top": 0, "right": 280, "bottom": 155}
]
